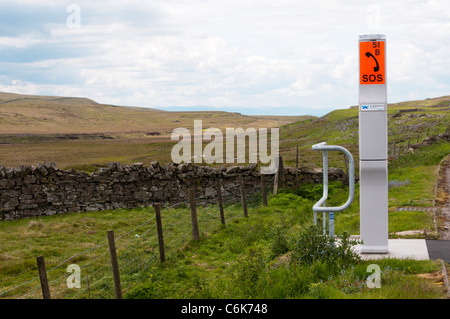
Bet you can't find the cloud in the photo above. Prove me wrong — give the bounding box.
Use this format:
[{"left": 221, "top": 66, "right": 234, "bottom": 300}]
[{"left": 0, "top": 0, "right": 449, "bottom": 115}]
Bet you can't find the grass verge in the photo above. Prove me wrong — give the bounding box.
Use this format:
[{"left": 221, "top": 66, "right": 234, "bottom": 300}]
[{"left": 124, "top": 191, "right": 446, "bottom": 299}]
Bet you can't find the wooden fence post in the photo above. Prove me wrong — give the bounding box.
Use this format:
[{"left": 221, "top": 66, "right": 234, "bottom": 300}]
[
  {"left": 107, "top": 230, "right": 123, "bottom": 299},
  {"left": 238, "top": 174, "right": 248, "bottom": 217},
  {"left": 154, "top": 204, "right": 165, "bottom": 262},
  {"left": 260, "top": 173, "right": 268, "bottom": 207},
  {"left": 216, "top": 178, "right": 225, "bottom": 225},
  {"left": 273, "top": 155, "right": 284, "bottom": 195},
  {"left": 36, "top": 255, "right": 51, "bottom": 299},
  {"left": 188, "top": 188, "right": 200, "bottom": 240},
  {"left": 343, "top": 153, "right": 349, "bottom": 182}
]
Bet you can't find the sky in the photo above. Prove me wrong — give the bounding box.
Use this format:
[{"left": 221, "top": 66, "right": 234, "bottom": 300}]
[{"left": 0, "top": 0, "right": 449, "bottom": 116}]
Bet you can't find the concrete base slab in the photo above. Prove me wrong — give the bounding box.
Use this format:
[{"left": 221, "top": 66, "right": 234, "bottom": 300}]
[{"left": 354, "top": 239, "right": 429, "bottom": 260}]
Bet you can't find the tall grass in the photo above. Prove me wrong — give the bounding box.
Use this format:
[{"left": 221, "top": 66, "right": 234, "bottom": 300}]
[
  {"left": 126, "top": 188, "right": 445, "bottom": 299},
  {"left": 389, "top": 140, "right": 450, "bottom": 171},
  {"left": 388, "top": 141, "right": 450, "bottom": 207}
]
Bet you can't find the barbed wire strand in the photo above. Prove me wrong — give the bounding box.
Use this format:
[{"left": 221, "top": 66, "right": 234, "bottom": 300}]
[{"left": 1, "top": 180, "right": 259, "bottom": 299}]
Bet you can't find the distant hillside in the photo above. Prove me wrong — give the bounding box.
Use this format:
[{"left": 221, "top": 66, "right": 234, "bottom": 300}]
[
  {"left": 0, "top": 92, "right": 447, "bottom": 171},
  {"left": 279, "top": 95, "right": 450, "bottom": 169},
  {"left": 0, "top": 92, "right": 314, "bottom": 135}
]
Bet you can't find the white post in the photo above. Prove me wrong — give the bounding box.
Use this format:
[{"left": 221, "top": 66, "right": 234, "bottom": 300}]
[{"left": 358, "top": 34, "right": 389, "bottom": 254}]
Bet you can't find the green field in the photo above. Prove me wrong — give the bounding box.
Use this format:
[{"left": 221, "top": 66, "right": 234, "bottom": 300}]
[
  {"left": 0, "top": 141, "right": 448, "bottom": 299},
  {"left": 0, "top": 180, "right": 446, "bottom": 299},
  {"left": 0, "top": 92, "right": 449, "bottom": 299}
]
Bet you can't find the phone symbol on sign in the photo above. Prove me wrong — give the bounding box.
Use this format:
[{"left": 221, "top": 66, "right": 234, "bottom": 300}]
[{"left": 365, "top": 52, "right": 379, "bottom": 72}]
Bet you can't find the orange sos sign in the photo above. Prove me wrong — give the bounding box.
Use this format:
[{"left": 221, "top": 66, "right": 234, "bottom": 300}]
[{"left": 360, "top": 41, "right": 385, "bottom": 85}]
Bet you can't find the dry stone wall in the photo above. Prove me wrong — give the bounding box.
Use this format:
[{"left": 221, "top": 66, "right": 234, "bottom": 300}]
[{"left": 0, "top": 161, "right": 347, "bottom": 221}]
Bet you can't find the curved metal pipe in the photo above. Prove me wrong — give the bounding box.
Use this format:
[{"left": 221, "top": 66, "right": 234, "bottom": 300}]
[{"left": 311, "top": 142, "right": 355, "bottom": 213}]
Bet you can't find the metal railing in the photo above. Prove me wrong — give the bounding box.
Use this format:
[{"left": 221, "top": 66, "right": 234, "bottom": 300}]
[{"left": 311, "top": 142, "right": 355, "bottom": 239}]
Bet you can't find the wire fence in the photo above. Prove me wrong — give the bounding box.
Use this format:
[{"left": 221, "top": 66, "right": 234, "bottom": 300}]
[
  {"left": 0, "top": 174, "right": 269, "bottom": 299},
  {"left": 389, "top": 125, "right": 449, "bottom": 158}
]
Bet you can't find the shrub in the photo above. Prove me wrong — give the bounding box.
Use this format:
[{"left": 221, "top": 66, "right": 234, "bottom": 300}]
[
  {"left": 295, "top": 184, "right": 324, "bottom": 201},
  {"left": 269, "top": 223, "right": 290, "bottom": 258},
  {"left": 290, "top": 224, "right": 361, "bottom": 269},
  {"left": 268, "top": 193, "right": 309, "bottom": 207},
  {"left": 232, "top": 245, "right": 269, "bottom": 297},
  {"left": 307, "top": 281, "right": 344, "bottom": 299},
  {"left": 126, "top": 281, "right": 156, "bottom": 299},
  {"left": 279, "top": 181, "right": 344, "bottom": 201}
]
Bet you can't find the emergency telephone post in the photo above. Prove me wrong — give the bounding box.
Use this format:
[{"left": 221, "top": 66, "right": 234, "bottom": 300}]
[{"left": 358, "top": 34, "right": 389, "bottom": 254}]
